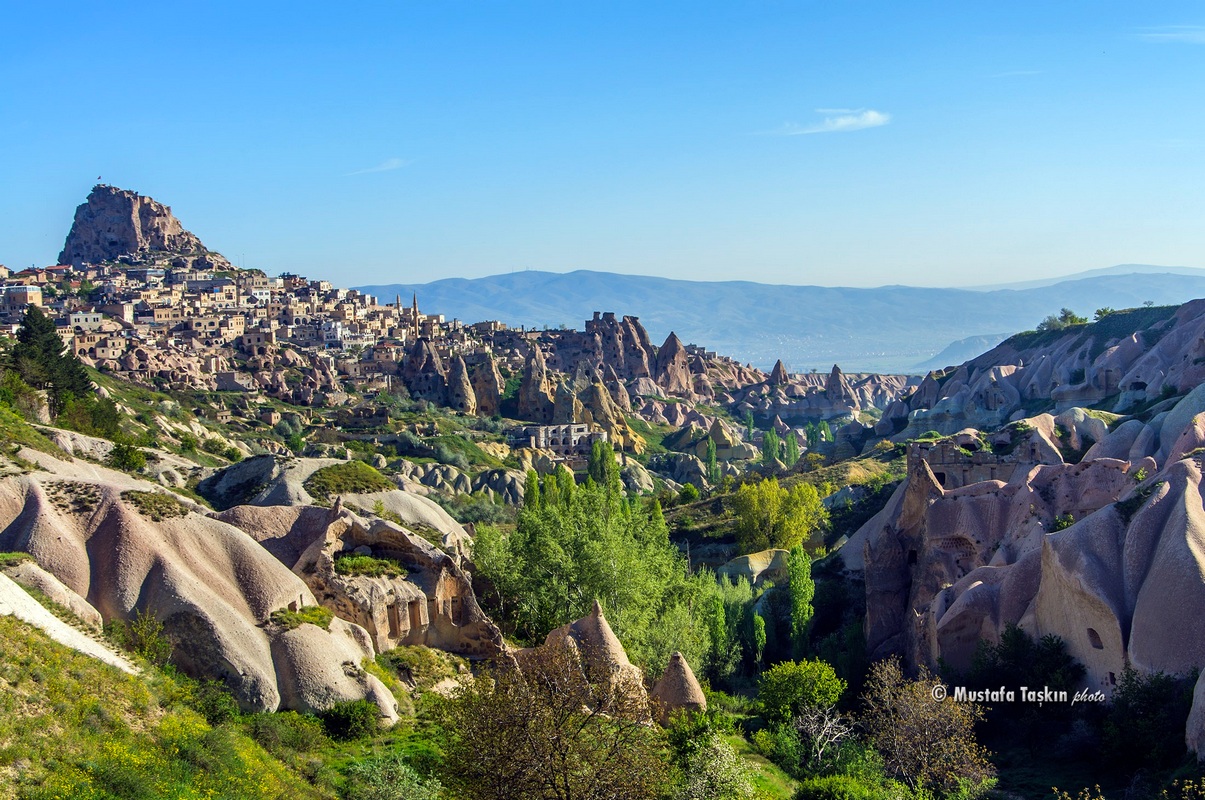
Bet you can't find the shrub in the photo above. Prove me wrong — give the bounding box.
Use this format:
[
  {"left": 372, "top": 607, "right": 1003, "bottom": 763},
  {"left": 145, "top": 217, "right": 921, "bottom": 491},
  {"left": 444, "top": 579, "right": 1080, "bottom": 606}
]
[
  {"left": 758, "top": 659, "right": 845, "bottom": 723},
  {"left": 189, "top": 679, "right": 241, "bottom": 726},
  {"left": 1101, "top": 666, "right": 1196, "bottom": 772},
  {"left": 679, "top": 483, "right": 701, "bottom": 503},
  {"left": 334, "top": 552, "right": 406, "bottom": 578},
  {"left": 270, "top": 605, "right": 333, "bottom": 631},
  {"left": 122, "top": 490, "right": 190, "bottom": 521},
  {"left": 107, "top": 608, "right": 173, "bottom": 666},
  {"left": 318, "top": 698, "right": 379, "bottom": 741},
  {"left": 244, "top": 711, "right": 326, "bottom": 756},
  {"left": 345, "top": 751, "right": 444, "bottom": 800},
  {"left": 303, "top": 460, "right": 393, "bottom": 501}
]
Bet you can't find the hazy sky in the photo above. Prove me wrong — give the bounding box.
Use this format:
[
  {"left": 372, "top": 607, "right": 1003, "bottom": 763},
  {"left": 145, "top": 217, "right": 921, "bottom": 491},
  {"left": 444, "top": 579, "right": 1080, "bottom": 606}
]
[{"left": 3, "top": 1, "right": 1204, "bottom": 287}]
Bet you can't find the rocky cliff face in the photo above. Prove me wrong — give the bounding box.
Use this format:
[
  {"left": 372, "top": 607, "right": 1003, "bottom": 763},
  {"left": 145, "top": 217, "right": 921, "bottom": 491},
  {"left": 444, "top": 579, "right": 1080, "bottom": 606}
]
[
  {"left": 59, "top": 184, "right": 229, "bottom": 267},
  {"left": 843, "top": 381, "right": 1205, "bottom": 755},
  {"left": 880, "top": 302, "right": 1205, "bottom": 439}
]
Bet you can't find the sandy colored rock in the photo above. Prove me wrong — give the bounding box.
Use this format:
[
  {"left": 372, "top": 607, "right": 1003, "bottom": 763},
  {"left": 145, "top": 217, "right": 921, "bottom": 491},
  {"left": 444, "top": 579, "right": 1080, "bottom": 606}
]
[
  {"left": 3, "top": 560, "right": 103, "bottom": 630},
  {"left": 717, "top": 549, "right": 790, "bottom": 588},
  {"left": 0, "top": 449, "right": 394, "bottom": 717},
  {"left": 650, "top": 651, "right": 707, "bottom": 725}
]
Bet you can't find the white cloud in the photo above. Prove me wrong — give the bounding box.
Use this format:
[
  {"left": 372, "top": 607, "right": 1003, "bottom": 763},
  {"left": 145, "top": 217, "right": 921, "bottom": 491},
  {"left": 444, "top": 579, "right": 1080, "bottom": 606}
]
[
  {"left": 775, "top": 109, "right": 892, "bottom": 136},
  {"left": 1138, "top": 25, "right": 1205, "bottom": 44},
  {"left": 344, "top": 157, "right": 410, "bottom": 176}
]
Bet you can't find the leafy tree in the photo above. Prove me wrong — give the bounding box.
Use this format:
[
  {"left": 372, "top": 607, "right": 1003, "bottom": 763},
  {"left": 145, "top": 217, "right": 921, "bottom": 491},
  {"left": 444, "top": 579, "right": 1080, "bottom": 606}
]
[
  {"left": 732, "top": 478, "right": 828, "bottom": 553},
  {"left": 471, "top": 475, "right": 693, "bottom": 668},
  {"left": 680, "top": 483, "right": 700, "bottom": 503},
  {"left": 523, "top": 468, "right": 541, "bottom": 509},
  {"left": 762, "top": 429, "right": 780, "bottom": 467},
  {"left": 705, "top": 437, "right": 719, "bottom": 483},
  {"left": 758, "top": 659, "right": 845, "bottom": 724},
  {"left": 787, "top": 546, "right": 815, "bottom": 659},
  {"left": 1101, "top": 667, "right": 1195, "bottom": 773},
  {"left": 744, "top": 410, "right": 754, "bottom": 440},
  {"left": 107, "top": 442, "right": 147, "bottom": 472},
  {"left": 1094, "top": 307, "right": 1116, "bottom": 320},
  {"left": 587, "top": 439, "right": 621, "bottom": 492},
  {"left": 752, "top": 613, "right": 767, "bottom": 669},
  {"left": 1037, "top": 308, "right": 1088, "bottom": 331},
  {"left": 783, "top": 434, "right": 800, "bottom": 468},
  {"left": 440, "top": 643, "right": 670, "bottom": 800},
  {"left": 860, "top": 657, "right": 994, "bottom": 794}
]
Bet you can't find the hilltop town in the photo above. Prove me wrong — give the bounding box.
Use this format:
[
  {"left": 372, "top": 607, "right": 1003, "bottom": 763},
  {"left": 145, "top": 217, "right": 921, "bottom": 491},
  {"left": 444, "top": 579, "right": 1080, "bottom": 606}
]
[{"left": 0, "top": 185, "right": 916, "bottom": 483}]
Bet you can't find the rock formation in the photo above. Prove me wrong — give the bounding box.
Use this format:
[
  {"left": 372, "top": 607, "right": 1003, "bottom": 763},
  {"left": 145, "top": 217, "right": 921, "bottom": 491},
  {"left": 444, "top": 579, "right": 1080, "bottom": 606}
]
[
  {"left": 217, "top": 504, "right": 505, "bottom": 659},
  {"left": 0, "top": 448, "right": 396, "bottom": 720},
  {"left": 469, "top": 356, "right": 503, "bottom": 417},
  {"left": 655, "top": 332, "right": 693, "bottom": 396},
  {"left": 446, "top": 356, "right": 477, "bottom": 415},
  {"left": 539, "top": 600, "right": 645, "bottom": 698},
  {"left": 769, "top": 359, "right": 789, "bottom": 385},
  {"left": 517, "top": 347, "right": 555, "bottom": 423},
  {"left": 59, "top": 184, "right": 228, "bottom": 267},
  {"left": 650, "top": 652, "right": 707, "bottom": 724}
]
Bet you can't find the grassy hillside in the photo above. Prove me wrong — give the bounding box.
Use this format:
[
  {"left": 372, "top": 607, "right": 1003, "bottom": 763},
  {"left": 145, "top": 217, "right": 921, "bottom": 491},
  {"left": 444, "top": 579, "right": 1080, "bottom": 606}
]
[{"left": 0, "top": 614, "right": 332, "bottom": 799}]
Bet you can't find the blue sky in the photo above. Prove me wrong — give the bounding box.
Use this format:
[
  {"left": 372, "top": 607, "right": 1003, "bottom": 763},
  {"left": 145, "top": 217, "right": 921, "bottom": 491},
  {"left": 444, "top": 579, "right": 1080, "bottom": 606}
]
[{"left": 2, "top": 1, "right": 1203, "bottom": 287}]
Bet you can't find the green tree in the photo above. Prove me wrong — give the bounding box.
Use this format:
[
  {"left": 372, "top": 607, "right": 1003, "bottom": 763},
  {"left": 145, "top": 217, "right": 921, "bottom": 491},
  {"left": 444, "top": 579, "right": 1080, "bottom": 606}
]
[
  {"left": 744, "top": 410, "right": 754, "bottom": 440},
  {"left": 1037, "top": 307, "right": 1088, "bottom": 331},
  {"left": 758, "top": 659, "right": 845, "bottom": 723},
  {"left": 472, "top": 476, "right": 693, "bottom": 668},
  {"left": 783, "top": 434, "right": 799, "bottom": 468},
  {"left": 705, "top": 437, "right": 719, "bottom": 484},
  {"left": 752, "top": 613, "right": 767, "bottom": 669},
  {"left": 588, "top": 439, "right": 620, "bottom": 492},
  {"left": 8, "top": 305, "right": 92, "bottom": 416},
  {"left": 860, "top": 658, "right": 994, "bottom": 794},
  {"left": 732, "top": 478, "right": 828, "bottom": 553},
  {"left": 524, "top": 469, "right": 542, "bottom": 509},
  {"left": 441, "top": 641, "right": 670, "bottom": 800},
  {"left": 787, "top": 546, "right": 814, "bottom": 659},
  {"left": 1094, "top": 307, "right": 1116, "bottom": 320},
  {"left": 762, "top": 429, "right": 780, "bottom": 467}
]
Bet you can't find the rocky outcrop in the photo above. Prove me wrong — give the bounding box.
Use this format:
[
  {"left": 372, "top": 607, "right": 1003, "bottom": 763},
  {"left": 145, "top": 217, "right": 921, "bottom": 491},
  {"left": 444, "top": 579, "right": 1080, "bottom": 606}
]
[
  {"left": 217, "top": 505, "right": 505, "bottom": 659},
  {"left": 897, "top": 302, "right": 1205, "bottom": 436},
  {"left": 517, "top": 347, "right": 555, "bottom": 423},
  {"left": 470, "top": 356, "right": 503, "bottom": 417},
  {"left": 769, "top": 360, "right": 789, "bottom": 385},
  {"left": 446, "top": 356, "right": 477, "bottom": 415},
  {"left": 59, "top": 184, "right": 228, "bottom": 267},
  {"left": 716, "top": 549, "right": 790, "bottom": 588},
  {"left": 539, "top": 600, "right": 645, "bottom": 698},
  {"left": 650, "top": 652, "right": 707, "bottom": 725},
  {"left": 0, "top": 449, "right": 396, "bottom": 720},
  {"left": 655, "top": 332, "right": 693, "bottom": 396},
  {"left": 402, "top": 339, "right": 447, "bottom": 404}
]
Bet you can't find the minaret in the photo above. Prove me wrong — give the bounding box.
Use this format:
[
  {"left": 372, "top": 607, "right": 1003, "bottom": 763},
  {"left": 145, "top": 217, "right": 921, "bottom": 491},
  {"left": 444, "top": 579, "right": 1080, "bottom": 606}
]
[{"left": 412, "top": 293, "right": 420, "bottom": 340}]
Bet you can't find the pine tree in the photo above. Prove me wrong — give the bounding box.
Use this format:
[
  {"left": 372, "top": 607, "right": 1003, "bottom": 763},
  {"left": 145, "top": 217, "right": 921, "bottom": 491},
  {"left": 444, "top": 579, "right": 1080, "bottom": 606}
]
[{"left": 10, "top": 305, "right": 92, "bottom": 415}]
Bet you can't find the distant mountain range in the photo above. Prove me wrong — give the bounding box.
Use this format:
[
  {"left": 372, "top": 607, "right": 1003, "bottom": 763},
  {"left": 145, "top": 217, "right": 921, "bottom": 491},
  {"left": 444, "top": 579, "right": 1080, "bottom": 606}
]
[{"left": 356, "top": 266, "right": 1205, "bottom": 374}]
